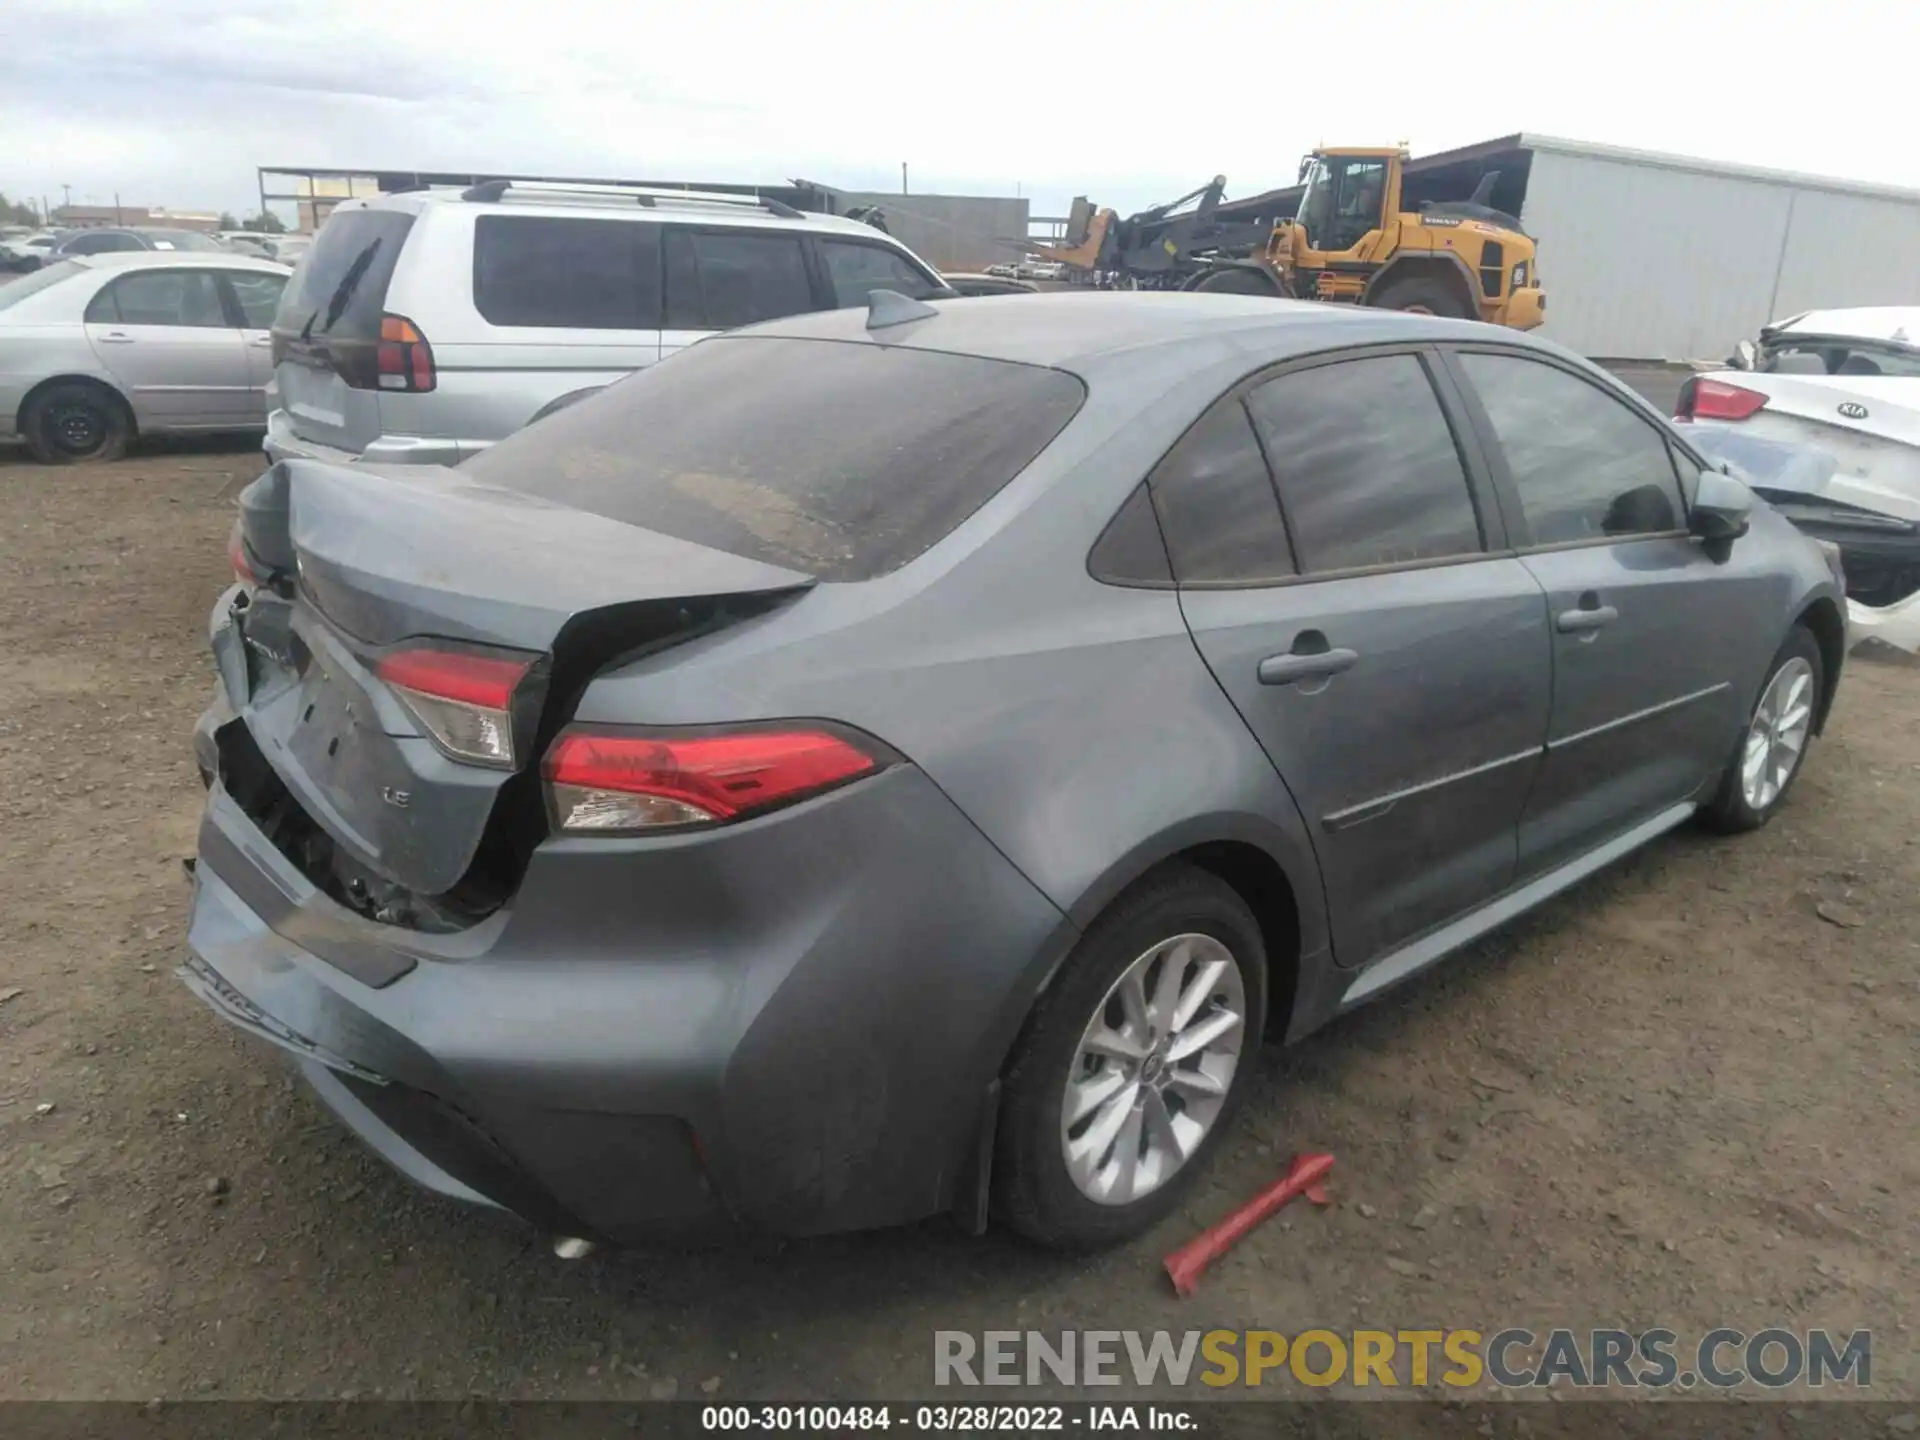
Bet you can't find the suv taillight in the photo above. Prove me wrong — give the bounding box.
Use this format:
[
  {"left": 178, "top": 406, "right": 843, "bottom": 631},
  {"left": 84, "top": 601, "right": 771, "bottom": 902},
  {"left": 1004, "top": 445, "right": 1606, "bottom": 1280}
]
[
  {"left": 543, "top": 724, "right": 890, "bottom": 833},
  {"left": 375, "top": 314, "right": 436, "bottom": 393}
]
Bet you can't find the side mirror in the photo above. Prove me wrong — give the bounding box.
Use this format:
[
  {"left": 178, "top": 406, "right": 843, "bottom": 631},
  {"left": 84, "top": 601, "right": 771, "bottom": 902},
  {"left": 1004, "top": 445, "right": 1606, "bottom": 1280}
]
[
  {"left": 1690, "top": 467, "right": 1753, "bottom": 543},
  {"left": 1727, "top": 340, "right": 1759, "bottom": 371}
]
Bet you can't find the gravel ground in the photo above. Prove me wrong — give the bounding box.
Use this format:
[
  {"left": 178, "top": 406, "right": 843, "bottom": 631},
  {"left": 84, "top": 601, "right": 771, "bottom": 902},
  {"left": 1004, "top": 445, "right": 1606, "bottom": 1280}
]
[{"left": 0, "top": 435, "right": 1914, "bottom": 1407}]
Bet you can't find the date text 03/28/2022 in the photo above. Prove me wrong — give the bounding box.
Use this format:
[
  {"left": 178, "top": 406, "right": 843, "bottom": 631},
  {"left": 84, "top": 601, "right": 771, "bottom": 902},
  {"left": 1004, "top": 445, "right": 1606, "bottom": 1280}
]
[{"left": 701, "top": 1405, "right": 1192, "bottom": 1431}]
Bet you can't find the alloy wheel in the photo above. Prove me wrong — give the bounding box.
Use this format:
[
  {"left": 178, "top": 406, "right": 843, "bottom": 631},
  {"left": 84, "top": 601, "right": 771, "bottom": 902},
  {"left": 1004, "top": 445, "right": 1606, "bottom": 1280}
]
[
  {"left": 1059, "top": 933, "right": 1246, "bottom": 1206},
  {"left": 1740, "top": 656, "right": 1815, "bottom": 810}
]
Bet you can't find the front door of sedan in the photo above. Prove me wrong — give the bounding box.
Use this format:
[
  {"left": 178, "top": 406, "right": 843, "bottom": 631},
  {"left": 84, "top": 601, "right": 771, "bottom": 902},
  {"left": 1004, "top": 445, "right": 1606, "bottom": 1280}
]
[
  {"left": 83, "top": 269, "right": 252, "bottom": 426},
  {"left": 1445, "top": 348, "right": 1761, "bottom": 878},
  {"left": 1165, "top": 350, "right": 1553, "bottom": 970}
]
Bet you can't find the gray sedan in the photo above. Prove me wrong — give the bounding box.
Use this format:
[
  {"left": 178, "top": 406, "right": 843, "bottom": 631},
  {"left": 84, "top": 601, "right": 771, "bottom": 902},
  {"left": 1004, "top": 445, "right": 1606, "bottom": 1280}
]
[
  {"left": 180, "top": 293, "right": 1845, "bottom": 1251},
  {"left": 0, "top": 251, "right": 291, "bottom": 463}
]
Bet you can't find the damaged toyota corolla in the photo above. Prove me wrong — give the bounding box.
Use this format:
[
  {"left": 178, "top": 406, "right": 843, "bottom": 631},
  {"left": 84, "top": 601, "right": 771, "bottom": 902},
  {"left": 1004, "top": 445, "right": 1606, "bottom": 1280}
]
[{"left": 181, "top": 292, "right": 1846, "bottom": 1253}]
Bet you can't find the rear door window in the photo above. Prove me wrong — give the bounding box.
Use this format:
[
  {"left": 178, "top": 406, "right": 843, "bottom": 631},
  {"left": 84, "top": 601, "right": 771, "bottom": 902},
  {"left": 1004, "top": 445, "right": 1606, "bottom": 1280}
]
[
  {"left": 663, "top": 229, "right": 815, "bottom": 330},
  {"left": 473, "top": 215, "right": 662, "bottom": 329},
  {"left": 462, "top": 336, "right": 1085, "bottom": 581},
  {"left": 1247, "top": 354, "right": 1482, "bottom": 572},
  {"left": 225, "top": 271, "right": 288, "bottom": 329},
  {"left": 818, "top": 239, "right": 943, "bottom": 307},
  {"left": 1457, "top": 351, "right": 1684, "bottom": 544},
  {"left": 271, "top": 208, "right": 413, "bottom": 341},
  {"left": 84, "top": 270, "right": 230, "bottom": 327},
  {"left": 1147, "top": 402, "right": 1296, "bottom": 584}
]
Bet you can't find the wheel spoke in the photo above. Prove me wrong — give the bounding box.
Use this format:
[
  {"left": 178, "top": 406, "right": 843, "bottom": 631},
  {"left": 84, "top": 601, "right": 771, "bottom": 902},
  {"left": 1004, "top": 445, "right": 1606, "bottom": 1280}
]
[
  {"left": 1141, "top": 1087, "right": 1185, "bottom": 1163},
  {"left": 1171, "top": 957, "right": 1229, "bottom": 1033},
  {"left": 1118, "top": 968, "right": 1151, "bottom": 1038},
  {"left": 1777, "top": 701, "right": 1812, "bottom": 736},
  {"left": 1166, "top": 1065, "right": 1227, "bottom": 1099},
  {"left": 1167, "top": 1006, "right": 1242, "bottom": 1063},
  {"left": 1149, "top": 938, "right": 1190, "bottom": 1028},
  {"left": 1065, "top": 1066, "right": 1131, "bottom": 1126},
  {"left": 1110, "top": 1100, "right": 1146, "bottom": 1199},
  {"left": 1080, "top": 1026, "right": 1147, "bottom": 1063},
  {"left": 1071, "top": 1079, "right": 1140, "bottom": 1171}
]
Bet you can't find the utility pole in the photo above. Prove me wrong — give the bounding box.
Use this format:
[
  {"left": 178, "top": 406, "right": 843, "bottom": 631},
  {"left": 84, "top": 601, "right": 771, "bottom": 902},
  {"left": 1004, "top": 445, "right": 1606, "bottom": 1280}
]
[
  {"left": 114, "top": 192, "right": 122, "bottom": 225},
  {"left": 901, "top": 162, "right": 908, "bottom": 196},
  {"left": 61, "top": 183, "right": 71, "bottom": 216}
]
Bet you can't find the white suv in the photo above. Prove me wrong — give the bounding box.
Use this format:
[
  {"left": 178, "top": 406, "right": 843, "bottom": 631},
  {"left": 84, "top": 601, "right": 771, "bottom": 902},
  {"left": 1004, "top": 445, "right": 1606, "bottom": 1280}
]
[{"left": 264, "top": 181, "right": 953, "bottom": 466}]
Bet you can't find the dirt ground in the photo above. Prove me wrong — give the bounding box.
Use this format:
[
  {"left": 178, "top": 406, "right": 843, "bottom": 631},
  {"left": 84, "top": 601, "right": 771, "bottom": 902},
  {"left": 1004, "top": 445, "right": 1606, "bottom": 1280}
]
[{"left": 1, "top": 435, "right": 1915, "bottom": 1406}]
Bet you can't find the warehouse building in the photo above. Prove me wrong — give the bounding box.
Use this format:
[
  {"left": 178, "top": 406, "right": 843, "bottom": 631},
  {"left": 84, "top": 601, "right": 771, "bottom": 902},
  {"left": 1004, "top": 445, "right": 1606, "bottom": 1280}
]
[{"left": 1401, "top": 134, "right": 1920, "bottom": 360}]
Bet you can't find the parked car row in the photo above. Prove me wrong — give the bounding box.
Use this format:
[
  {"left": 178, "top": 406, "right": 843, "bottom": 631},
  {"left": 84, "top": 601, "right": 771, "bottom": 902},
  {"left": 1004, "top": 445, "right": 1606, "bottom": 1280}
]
[{"left": 2, "top": 226, "right": 312, "bottom": 273}]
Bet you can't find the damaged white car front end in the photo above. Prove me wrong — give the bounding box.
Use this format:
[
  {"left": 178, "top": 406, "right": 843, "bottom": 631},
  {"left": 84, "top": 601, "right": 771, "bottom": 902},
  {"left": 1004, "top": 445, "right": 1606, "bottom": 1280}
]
[{"left": 1677, "top": 307, "right": 1920, "bottom": 650}]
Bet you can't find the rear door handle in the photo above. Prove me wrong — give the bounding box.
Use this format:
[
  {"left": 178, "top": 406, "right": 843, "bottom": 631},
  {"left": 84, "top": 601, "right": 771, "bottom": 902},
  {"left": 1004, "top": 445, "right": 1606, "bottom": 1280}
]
[
  {"left": 1555, "top": 604, "right": 1619, "bottom": 634},
  {"left": 98, "top": 331, "right": 134, "bottom": 344},
  {"left": 1258, "top": 648, "right": 1359, "bottom": 686}
]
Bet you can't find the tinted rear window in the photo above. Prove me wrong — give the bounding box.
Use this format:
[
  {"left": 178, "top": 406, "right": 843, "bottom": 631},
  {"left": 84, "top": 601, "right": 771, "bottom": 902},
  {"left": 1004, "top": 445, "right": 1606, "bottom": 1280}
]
[
  {"left": 463, "top": 337, "right": 1086, "bottom": 581},
  {"left": 474, "top": 216, "right": 662, "bottom": 329},
  {"left": 272, "top": 208, "right": 414, "bottom": 341}
]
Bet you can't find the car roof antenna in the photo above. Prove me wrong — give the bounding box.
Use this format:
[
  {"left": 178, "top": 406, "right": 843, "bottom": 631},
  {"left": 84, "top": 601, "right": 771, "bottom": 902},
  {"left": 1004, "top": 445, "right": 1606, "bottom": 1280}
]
[{"left": 866, "top": 289, "right": 939, "bottom": 331}]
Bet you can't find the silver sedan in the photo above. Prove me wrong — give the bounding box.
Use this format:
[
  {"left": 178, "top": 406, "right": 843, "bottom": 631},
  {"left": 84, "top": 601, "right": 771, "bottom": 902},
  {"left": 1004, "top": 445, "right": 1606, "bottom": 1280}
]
[{"left": 0, "top": 251, "right": 292, "bottom": 463}]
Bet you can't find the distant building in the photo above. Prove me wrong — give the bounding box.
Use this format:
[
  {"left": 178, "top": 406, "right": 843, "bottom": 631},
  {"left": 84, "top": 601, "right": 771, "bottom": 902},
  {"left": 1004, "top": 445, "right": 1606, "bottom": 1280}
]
[{"left": 51, "top": 205, "right": 222, "bottom": 233}]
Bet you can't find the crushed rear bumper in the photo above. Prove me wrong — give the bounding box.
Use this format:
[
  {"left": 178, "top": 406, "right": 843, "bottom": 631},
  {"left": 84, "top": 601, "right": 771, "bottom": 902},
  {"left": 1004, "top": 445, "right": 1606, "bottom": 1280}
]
[{"left": 180, "top": 717, "right": 1071, "bottom": 1242}]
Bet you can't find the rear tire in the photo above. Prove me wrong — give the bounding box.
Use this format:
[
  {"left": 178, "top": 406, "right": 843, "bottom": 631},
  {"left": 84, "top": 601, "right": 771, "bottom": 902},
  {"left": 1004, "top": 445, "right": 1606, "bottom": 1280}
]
[
  {"left": 1700, "top": 626, "right": 1823, "bottom": 833},
  {"left": 1190, "top": 268, "right": 1282, "bottom": 297},
  {"left": 1368, "top": 274, "right": 1472, "bottom": 319},
  {"left": 993, "top": 865, "right": 1267, "bottom": 1251},
  {"left": 23, "top": 381, "right": 131, "bottom": 465}
]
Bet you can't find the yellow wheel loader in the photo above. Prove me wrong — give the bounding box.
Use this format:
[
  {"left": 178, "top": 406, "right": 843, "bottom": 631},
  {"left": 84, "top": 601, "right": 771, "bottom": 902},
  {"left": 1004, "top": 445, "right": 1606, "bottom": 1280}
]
[{"left": 1035, "top": 147, "right": 1545, "bottom": 329}]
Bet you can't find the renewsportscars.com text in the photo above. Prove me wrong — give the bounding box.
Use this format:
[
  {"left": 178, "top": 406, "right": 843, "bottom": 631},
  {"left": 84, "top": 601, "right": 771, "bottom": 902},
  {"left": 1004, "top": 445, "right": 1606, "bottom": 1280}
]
[{"left": 934, "top": 1328, "right": 1871, "bottom": 1390}]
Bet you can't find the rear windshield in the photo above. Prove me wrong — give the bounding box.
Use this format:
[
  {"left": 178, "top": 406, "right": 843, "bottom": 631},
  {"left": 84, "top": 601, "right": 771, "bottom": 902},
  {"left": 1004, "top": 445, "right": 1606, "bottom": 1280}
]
[
  {"left": 463, "top": 336, "right": 1086, "bottom": 581},
  {"left": 271, "top": 208, "right": 414, "bottom": 341},
  {"left": 0, "top": 260, "right": 83, "bottom": 310}
]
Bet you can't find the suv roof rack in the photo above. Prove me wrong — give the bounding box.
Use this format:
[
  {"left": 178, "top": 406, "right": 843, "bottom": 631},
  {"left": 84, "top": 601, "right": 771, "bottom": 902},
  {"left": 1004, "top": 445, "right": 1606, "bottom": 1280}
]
[{"left": 458, "top": 178, "right": 803, "bottom": 219}]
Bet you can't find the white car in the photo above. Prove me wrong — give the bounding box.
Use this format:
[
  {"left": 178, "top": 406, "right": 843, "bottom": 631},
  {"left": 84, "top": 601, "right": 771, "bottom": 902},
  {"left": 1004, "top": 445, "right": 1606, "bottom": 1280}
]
[
  {"left": 0, "top": 251, "right": 292, "bottom": 462},
  {"left": 1677, "top": 307, "right": 1920, "bottom": 649}
]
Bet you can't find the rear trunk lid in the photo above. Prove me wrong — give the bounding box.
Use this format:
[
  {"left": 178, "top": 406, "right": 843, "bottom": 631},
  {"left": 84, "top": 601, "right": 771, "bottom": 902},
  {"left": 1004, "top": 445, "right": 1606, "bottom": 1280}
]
[
  {"left": 221, "top": 458, "right": 812, "bottom": 909},
  {"left": 270, "top": 208, "right": 414, "bottom": 457},
  {"left": 1699, "top": 372, "right": 1920, "bottom": 522}
]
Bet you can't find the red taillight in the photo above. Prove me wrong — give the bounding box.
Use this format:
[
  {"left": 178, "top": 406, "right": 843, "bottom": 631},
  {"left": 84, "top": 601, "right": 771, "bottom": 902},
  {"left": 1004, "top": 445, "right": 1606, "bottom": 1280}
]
[
  {"left": 228, "top": 520, "right": 256, "bottom": 587},
  {"left": 543, "top": 725, "right": 888, "bottom": 833},
  {"left": 374, "top": 314, "right": 435, "bottom": 393},
  {"left": 376, "top": 646, "right": 535, "bottom": 768},
  {"left": 1677, "top": 377, "right": 1768, "bottom": 422}
]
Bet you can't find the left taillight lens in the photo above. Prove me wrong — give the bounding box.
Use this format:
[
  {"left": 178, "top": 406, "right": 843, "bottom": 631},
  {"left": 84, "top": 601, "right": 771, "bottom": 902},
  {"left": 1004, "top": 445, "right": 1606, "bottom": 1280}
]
[
  {"left": 543, "top": 724, "right": 890, "bottom": 834},
  {"left": 374, "top": 313, "right": 436, "bottom": 393},
  {"left": 376, "top": 646, "right": 535, "bottom": 768},
  {"left": 1677, "top": 377, "right": 1768, "bottom": 422}
]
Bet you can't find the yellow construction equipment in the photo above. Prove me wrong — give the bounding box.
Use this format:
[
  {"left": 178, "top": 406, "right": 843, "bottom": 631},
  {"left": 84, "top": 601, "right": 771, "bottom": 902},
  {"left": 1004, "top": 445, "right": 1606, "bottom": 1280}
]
[{"left": 1035, "top": 146, "right": 1545, "bottom": 329}]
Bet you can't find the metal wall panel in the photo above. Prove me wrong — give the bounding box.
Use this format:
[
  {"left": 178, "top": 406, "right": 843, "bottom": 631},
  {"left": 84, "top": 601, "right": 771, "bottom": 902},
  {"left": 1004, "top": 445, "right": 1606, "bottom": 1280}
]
[
  {"left": 1522, "top": 144, "right": 1920, "bottom": 359},
  {"left": 1522, "top": 148, "right": 1794, "bottom": 359},
  {"left": 1772, "top": 189, "right": 1920, "bottom": 318}
]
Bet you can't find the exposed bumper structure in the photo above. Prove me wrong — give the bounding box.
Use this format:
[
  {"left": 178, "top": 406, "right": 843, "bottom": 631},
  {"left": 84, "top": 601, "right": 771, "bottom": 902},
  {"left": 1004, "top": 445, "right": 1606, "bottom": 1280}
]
[
  {"left": 1848, "top": 591, "right": 1920, "bottom": 653},
  {"left": 180, "top": 707, "right": 1071, "bottom": 1243}
]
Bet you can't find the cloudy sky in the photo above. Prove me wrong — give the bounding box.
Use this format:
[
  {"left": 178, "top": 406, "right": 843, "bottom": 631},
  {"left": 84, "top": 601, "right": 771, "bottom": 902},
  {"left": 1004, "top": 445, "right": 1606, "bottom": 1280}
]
[{"left": 2, "top": 0, "right": 1912, "bottom": 225}]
